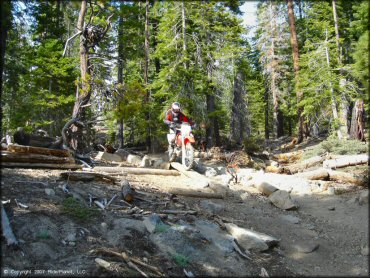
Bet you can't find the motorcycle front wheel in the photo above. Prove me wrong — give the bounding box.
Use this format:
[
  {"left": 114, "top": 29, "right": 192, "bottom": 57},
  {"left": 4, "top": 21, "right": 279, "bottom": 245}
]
[
  {"left": 183, "top": 143, "right": 194, "bottom": 170},
  {"left": 168, "top": 145, "right": 176, "bottom": 162}
]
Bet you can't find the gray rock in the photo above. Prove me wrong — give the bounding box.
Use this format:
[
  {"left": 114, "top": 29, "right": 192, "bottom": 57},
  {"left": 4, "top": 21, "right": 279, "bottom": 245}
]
[
  {"left": 106, "top": 218, "right": 146, "bottom": 246},
  {"left": 114, "top": 149, "right": 130, "bottom": 160},
  {"left": 143, "top": 214, "right": 165, "bottom": 233},
  {"left": 193, "top": 220, "right": 234, "bottom": 254},
  {"left": 199, "top": 200, "right": 225, "bottom": 215},
  {"left": 216, "top": 167, "right": 227, "bottom": 175},
  {"left": 127, "top": 154, "right": 142, "bottom": 165},
  {"left": 205, "top": 167, "right": 218, "bottom": 177},
  {"left": 256, "top": 181, "right": 278, "bottom": 196},
  {"left": 361, "top": 246, "right": 369, "bottom": 256},
  {"left": 225, "top": 223, "right": 279, "bottom": 252},
  {"left": 65, "top": 233, "right": 76, "bottom": 242},
  {"left": 268, "top": 190, "right": 299, "bottom": 210},
  {"left": 45, "top": 188, "right": 55, "bottom": 196},
  {"left": 359, "top": 190, "right": 369, "bottom": 205},
  {"left": 280, "top": 214, "right": 300, "bottom": 224},
  {"left": 327, "top": 187, "right": 335, "bottom": 195},
  {"left": 293, "top": 241, "right": 319, "bottom": 253},
  {"left": 140, "top": 155, "right": 151, "bottom": 167},
  {"left": 152, "top": 158, "right": 165, "bottom": 168}
]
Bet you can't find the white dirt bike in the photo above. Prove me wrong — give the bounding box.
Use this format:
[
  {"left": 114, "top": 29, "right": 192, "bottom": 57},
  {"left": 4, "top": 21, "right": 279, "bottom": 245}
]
[{"left": 167, "top": 122, "right": 195, "bottom": 170}]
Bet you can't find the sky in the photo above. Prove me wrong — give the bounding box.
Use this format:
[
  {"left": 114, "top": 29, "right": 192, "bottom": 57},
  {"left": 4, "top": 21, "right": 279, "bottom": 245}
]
[{"left": 239, "top": 1, "right": 258, "bottom": 38}]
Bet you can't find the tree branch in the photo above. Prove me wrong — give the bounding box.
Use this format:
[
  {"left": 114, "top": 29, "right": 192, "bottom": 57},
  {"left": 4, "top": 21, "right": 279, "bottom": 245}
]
[{"left": 63, "top": 31, "right": 83, "bottom": 57}]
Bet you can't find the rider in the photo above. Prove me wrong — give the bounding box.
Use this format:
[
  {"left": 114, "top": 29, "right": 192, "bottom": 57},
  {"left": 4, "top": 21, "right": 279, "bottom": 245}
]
[{"left": 164, "top": 102, "right": 191, "bottom": 151}]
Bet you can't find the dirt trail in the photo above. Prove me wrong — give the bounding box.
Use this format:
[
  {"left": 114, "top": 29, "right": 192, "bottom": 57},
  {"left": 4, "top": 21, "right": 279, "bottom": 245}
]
[{"left": 1, "top": 156, "right": 368, "bottom": 277}]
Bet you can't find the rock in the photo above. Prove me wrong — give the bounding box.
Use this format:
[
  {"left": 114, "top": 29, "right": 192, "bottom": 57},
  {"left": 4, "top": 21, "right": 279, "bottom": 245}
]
[
  {"left": 127, "top": 154, "right": 142, "bottom": 165},
  {"left": 140, "top": 155, "right": 151, "bottom": 167},
  {"left": 106, "top": 218, "right": 146, "bottom": 246},
  {"left": 327, "top": 206, "right": 335, "bottom": 211},
  {"left": 152, "top": 158, "right": 165, "bottom": 168},
  {"left": 65, "top": 233, "right": 76, "bottom": 242},
  {"left": 268, "top": 190, "right": 299, "bottom": 210},
  {"left": 359, "top": 190, "right": 368, "bottom": 205},
  {"left": 216, "top": 167, "right": 227, "bottom": 175},
  {"left": 327, "top": 187, "right": 335, "bottom": 195},
  {"left": 114, "top": 149, "right": 130, "bottom": 161},
  {"left": 205, "top": 167, "right": 218, "bottom": 177},
  {"left": 256, "top": 181, "right": 278, "bottom": 196},
  {"left": 194, "top": 220, "right": 234, "bottom": 254},
  {"left": 95, "top": 151, "right": 123, "bottom": 162},
  {"left": 101, "top": 222, "right": 108, "bottom": 231},
  {"left": 45, "top": 188, "right": 55, "bottom": 196},
  {"left": 225, "top": 223, "right": 279, "bottom": 252},
  {"left": 193, "top": 161, "right": 207, "bottom": 174},
  {"left": 293, "top": 241, "right": 319, "bottom": 253},
  {"left": 280, "top": 214, "right": 300, "bottom": 224},
  {"left": 361, "top": 246, "right": 369, "bottom": 256},
  {"left": 251, "top": 172, "right": 311, "bottom": 195},
  {"left": 199, "top": 200, "right": 225, "bottom": 215},
  {"left": 68, "top": 241, "right": 76, "bottom": 246},
  {"left": 143, "top": 214, "right": 165, "bottom": 233}
]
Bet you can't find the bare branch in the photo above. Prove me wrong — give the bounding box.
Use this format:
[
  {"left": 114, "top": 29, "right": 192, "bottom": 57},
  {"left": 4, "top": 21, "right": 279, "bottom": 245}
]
[{"left": 63, "top": 31, "right": 82, "bottom": 57}]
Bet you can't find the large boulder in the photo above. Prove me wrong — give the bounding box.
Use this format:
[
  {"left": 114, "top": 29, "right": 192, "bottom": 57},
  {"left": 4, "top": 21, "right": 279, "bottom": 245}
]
[
  {"left": 127, "top": 154, "right": 142, "bottom": 165},
  {"left": 225, "top": 223, "right": 279, "bottom": 252},
  {"left": 268, "top": 190, "right": 299, "bottom": 210}
]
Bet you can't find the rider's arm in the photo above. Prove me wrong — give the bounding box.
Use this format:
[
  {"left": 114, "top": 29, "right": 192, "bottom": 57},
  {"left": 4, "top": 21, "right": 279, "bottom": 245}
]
[{"left": 164, "top": 111, "right": 172, "bottom": 126}]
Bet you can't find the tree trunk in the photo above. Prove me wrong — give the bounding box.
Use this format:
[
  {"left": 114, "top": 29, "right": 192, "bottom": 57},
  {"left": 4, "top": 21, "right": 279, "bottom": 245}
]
[
  {"left": 117, "top": 12, "right": 124, "bottom": 149},
  {"left": 70, "top": 0, "right": 89, "bottom": 153},
  {"left": 231, "top": 72, "right": 248, "bottom": 144},
  {"left": 332, "top": 0, "right": 349, "bottom": 138},
  {"left": 268, "top": 2, "right": 283, "bottom": 139},
  {"left": 264, "top": 86, "right": 270, "bottom": 139},
  {"left": 324, "top": 28, "right": 343, "bottom": 139},
  {"left": 287, "top": 0, "right": 304, "bottom": 143},
  {"left": 144, "top": 0, "right": 151, "bottom": 151},
  {"left": 0, "top": 1, "right": 12, "bottom": 96},
  {"left": 349, "top": 99, "right": 366, "bottom": 141},
  {"left": 181, "top": 1, "right": 188, "bottom": 70}
]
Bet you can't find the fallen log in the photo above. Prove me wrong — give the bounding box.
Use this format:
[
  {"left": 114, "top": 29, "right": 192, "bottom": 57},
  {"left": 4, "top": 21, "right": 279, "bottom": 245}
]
[
  {"left": 286, "top": 155, "right": 326, "bottom": 174},
  {"left": 273, "top": 150, "right": 303, "bottom": 163},
  {"left": 323, "top": 154, "right": 368, "bottom": 169},
  {"left": 92, "top": 166, "right": 180, "bottom": 176},
  {"left": 294, "top": 168, "right": 330, "bottom": 180},
  {"left": 327, "top": 170, "right": 366, "bottom": 186},
  {"left": 1, "top": 205, "right": 18, "bottom": 246},
  {"left": 94, "top": 248, "right": 161, "bottom": 276},
  {"left": 170, "top": 162, "right": 210, "bottom": 186},
  {"left": 121, "top": 180, "right": 135, "bottom": 202},
  {"left": 60, "top": 171, "right": 117, "bottom": 183},
  {"left": 7, "top": 144, "right": 72, "bottom": 157},
  {"left": 294, "top": 168, "right": 365, "bottom": 186},
  {"left": 168, "top": 188, "right": 224, "bottom": 199},
  {"left": 1, "top": 151, "right": 75, "bottom": 164},
  {"left": 1, "top": 162, "right": 82, "bottom": 169}
]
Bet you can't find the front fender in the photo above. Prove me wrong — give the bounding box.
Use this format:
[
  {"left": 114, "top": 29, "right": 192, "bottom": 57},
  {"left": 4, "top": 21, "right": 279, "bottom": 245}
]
[{"left": 184, "top": 135, "right": 195, "bottom": 145}]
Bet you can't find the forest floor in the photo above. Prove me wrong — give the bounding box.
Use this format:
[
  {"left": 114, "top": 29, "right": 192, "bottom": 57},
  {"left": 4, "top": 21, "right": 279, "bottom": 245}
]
[{"left": 1, "top": 139, "right": 369, "bottom": 277}]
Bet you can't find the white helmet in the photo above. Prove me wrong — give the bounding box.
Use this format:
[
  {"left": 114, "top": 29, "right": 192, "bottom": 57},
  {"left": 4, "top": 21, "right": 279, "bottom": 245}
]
[{"left": 171, "top": 102, "right": 181, "bottom": 113}]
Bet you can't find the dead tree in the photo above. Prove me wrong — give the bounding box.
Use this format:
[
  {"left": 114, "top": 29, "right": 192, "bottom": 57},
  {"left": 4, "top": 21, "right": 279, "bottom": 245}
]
[
  {"left": 349, "top": 99, "right": 366, "bottom": 141},
  {"left": 62, "top": 1, "right": 113, "bottom": 154}
]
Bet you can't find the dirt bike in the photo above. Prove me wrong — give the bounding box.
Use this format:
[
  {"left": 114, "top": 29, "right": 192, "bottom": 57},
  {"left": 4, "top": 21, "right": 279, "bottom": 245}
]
[{"left": 167, "top": 122, "right": 195, "bottom": 170}]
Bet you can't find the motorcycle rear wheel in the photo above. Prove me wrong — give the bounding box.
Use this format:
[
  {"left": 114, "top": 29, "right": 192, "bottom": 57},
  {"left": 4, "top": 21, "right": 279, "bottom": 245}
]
[{"left": 183, "top": 143, "right": 194, "bottom": 170}]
